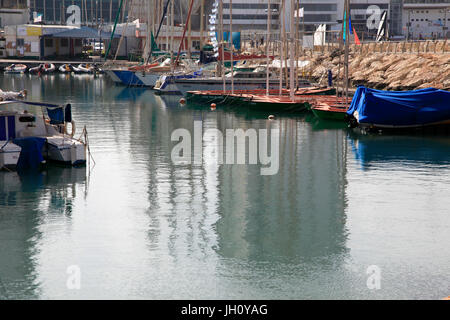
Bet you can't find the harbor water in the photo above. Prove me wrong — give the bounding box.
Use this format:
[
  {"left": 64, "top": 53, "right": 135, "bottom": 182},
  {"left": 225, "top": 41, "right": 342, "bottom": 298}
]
[{"left": 0, "top": 74, "right": 449, "bottom": 299}]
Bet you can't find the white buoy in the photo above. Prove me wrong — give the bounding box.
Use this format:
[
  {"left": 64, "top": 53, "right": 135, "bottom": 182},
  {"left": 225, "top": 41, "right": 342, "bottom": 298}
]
[
  {"left": 179, "top": 98, "right": 186, "bottom": 105},
  {"left": 268, "top": 115, "right": 275, "bottom": 120}
]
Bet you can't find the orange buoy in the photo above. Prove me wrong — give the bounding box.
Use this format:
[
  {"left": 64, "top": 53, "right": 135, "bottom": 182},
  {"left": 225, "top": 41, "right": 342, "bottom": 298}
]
[
  {"left": 210, "top": 103, "right": 216, "bottom": 110},
  {"left": 179, "top": 98, "right": 186, "bottom": 105}
]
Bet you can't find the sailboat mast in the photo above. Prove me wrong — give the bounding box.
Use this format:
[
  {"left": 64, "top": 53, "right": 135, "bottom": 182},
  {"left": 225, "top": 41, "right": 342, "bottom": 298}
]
[
  {"left": 230, "top": 0, "right": 234, "bottom": 94},
  {"left": 175, "top": 0, "right": 194, "bottom": 65},
  {"left": 266, "top": 0, "right": 271, "bottom": 96},
  {"left": 289, "top": 0, "right": 295, "bottom": 100},
  {"left": 144, "top": 0, "right": 151, "bottom": 60},
  {"left": 188, "top": 3, "right": 192, "bottom": 59},
  {"left": 166, "top": 1, "right": 169, "bottom": 54},
  {"left": 279, "top": 0, "right": 285, "bottom": 95},
  {"left": 344, "top": 0, "right": 350, "bottom": 103},
  {"left": 170, "top": 0, "right": 174, "bottom": 72},
  {"left": 200, "top": 0, "right": 205, "bottom": 49},
  {"left": 295, "top": 0, "right": 300, "bottom": 89},
  {"left": 219, "top": 0, "right": 225, "bottom": 92}
]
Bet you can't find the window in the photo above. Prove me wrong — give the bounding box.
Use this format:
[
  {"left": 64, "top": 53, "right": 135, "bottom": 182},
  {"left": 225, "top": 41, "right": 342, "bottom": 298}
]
[
  {"left": 61, "top": 38, "right": 68, "bottom": 47},
  {"left": 193, "top": 40, "right": 200, "bottom": 50},
  {"left": 17, "top": 38, "right": 24, "bottom": 46},
  {"left": 75, "top": 39, "right": 82, "bottom": 46},
  {"left": 45, "top": 38, "right": 53, "bottom": 47}
]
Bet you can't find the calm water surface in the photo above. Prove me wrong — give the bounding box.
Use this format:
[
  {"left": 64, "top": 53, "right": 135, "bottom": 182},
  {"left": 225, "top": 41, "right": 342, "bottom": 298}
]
[{"left": 0, "top": 74, "right": 449, "bottom": 299}]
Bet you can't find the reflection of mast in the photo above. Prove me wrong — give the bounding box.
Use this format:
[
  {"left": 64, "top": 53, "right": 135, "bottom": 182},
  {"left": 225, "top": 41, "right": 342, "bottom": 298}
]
[{"left": 215, "top": 118, "right": 349, "bottom": 262}]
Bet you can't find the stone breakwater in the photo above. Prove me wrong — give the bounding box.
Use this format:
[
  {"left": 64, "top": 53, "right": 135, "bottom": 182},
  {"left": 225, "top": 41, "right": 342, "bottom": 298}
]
[{"left": 303, "top": 41, "right": 450, "bottom": 91}]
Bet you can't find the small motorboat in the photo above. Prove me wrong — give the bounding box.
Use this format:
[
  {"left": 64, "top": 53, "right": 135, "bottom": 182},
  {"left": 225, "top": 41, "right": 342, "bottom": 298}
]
[
  {"left": 311, "top": 98, "right": 350, "bottom": 121},
  {"left": 29, "top": 63, "right": 56, "bottom": 74},
  {"left": 4, "top": 64, "right": 27, "bottom": 74},
  {"left": 59, "top": 64, "right": 74, "bottom": 73},
  {"left": 0, "top": 89, "right": 27, "bottom": 101},
  {"left": 0, "top": 100, "right": 88, "bottom": 170},
  {"left": 75, "top": 63, "right": 94, "bottom": 73}
]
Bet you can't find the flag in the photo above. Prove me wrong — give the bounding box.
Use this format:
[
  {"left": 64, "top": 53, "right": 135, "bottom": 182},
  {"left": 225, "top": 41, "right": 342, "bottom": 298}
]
[
  {"left": 343, "top": 12, "right": 347, "bottom": 42},
  {"left": 150, "top": 32, "right": 160, "bottom": 52},
  {"left": 376, "top": 11, "right": 387, "bottom": 42},
  {"left": 349, "top": 16, "right": 353, "bottom": 35},
  {"left": 295, "top": 8, "right": 304, "bottom": 18},
  {"left": 353, "top": 27, "right": 361, "bottom": 45},
  {"left": 314, "top": 24, "right": 326, "bottom": 46},
  {"left": 33, "top": 13, "right": 43, "bottom": 23}
]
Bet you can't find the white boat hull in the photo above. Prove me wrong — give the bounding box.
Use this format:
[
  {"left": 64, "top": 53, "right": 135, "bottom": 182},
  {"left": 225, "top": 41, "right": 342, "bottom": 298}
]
[
  {"left": 0, "top": 142, "right": 21, "bottom": 170},
  {"left": 45, "top": 137, "right": 86, "bottom": 165}
]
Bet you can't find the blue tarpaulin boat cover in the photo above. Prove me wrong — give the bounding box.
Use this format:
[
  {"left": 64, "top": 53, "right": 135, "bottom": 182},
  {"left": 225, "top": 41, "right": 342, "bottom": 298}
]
[
  {"left": 347, "top": 87, "right": 450, "bottom": 126},
  {"left": 13, "top": 137, "right": 46, "bottom": 171},
  {"left": 47, "top": 104, "right": 72, "bottom": 125}
]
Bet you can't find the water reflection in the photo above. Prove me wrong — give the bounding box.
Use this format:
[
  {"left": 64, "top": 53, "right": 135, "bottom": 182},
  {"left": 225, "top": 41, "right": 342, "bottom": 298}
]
[
  {"left": 215, "top": 118, "right": 349, "bottom": 262},
  {"left": 0, "top": 167, "right": 87, "bottom": 299},
  {"left": 349, "top": 132, "right": 450, "bottom": 169}
]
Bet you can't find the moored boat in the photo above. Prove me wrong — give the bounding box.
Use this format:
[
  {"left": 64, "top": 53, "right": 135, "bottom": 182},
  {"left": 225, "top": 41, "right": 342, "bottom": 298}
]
[
  {"left": 74, "top": 63, "right": 94, "bottom": 73},
  {"left": 29, "top": 63, "right": 56, "bottom": 74},
  {"left": 4, "top": 64, "right": 27, "bottom": 74},
  {"left": 0, "top": 89, "right": 27, "bottom": 100},
  {"left": 346, "top": 86, "right": 450, "bottom": 131},
  {"left": 59, "top": 64, "right": 74, "bottom": 73},
  {"left": 311, "top": 99, "right": 350, "bottom": 121},
  {"left": 153, "top": 71, "right": 203, "bottom": 95},
  {"left": 176, "top": 69, "right": 313, "bottom": 97},
  {"left": 0, "top": 100, "right": 88, "bottom": 170}
]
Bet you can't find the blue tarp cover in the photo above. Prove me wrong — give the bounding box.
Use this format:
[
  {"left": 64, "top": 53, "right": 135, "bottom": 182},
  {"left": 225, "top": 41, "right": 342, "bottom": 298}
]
[
  {"left": 13, "top": 137, "right": 46, "bottom": 171},
  {"left": 47, "top": 107, "right": 64, "bottom": 125},
  {"left": 47, "top": 104, "right": 71, "bottom": 125},
  {"left": 347, "top": 86, "right": 450, "bottom": 126}
]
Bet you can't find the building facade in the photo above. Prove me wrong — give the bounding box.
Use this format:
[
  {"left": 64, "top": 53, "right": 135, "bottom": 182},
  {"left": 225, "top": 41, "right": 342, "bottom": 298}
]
[
  {"left": 403, "top": 0, "right": 449, "bottom": 39},
  {"left": 0, "top": 0, "right": 30, "bottom": 28},
  {"left": 29, "top": 0, "right": 126, "bottom": 25},
  {"left": 221, "top": 0, "right": 281, "bottom": 31}
]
